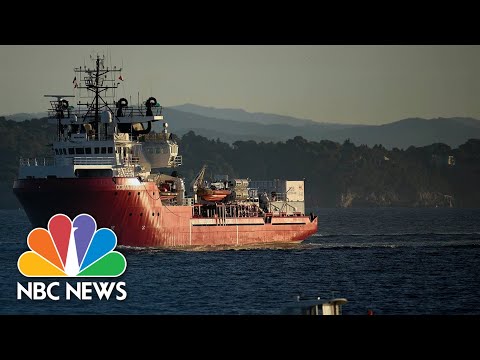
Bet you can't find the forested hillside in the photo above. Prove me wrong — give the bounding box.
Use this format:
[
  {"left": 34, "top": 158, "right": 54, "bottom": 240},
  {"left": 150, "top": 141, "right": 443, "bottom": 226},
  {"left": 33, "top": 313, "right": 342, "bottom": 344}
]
[{"left": 1, "top": 116, "right": 480, "bottom": 208}]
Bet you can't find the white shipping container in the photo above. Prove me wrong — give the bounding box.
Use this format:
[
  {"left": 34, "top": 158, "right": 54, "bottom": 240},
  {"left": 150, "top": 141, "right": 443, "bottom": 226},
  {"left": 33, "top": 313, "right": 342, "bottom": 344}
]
[{"left": 281, "top": 180, "right": 304, "bottom": 202}]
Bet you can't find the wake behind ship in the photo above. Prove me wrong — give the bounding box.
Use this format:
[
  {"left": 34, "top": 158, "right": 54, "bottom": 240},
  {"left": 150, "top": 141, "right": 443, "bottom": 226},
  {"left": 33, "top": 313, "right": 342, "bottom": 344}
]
[{"left": 13, "top": 55, "right": 318, "bottom": 248}]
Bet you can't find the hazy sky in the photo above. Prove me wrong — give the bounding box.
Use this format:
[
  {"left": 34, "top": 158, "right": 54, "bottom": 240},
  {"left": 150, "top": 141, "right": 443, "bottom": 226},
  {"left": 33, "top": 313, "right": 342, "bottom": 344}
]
[{"left": 1, "top": 45, "right": 479, "bottom": 125}]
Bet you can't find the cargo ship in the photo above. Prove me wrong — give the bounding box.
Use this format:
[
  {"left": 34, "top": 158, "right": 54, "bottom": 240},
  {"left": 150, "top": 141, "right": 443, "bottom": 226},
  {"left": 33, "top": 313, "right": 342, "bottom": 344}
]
[{"left": 13, "top": 54, "right": 318, "bottom": 248}]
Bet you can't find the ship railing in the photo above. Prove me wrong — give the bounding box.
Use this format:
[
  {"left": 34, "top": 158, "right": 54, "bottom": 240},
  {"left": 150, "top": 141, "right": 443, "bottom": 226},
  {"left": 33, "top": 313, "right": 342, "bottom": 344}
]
[
  {"left": 141, "top": 132, "right": 169, "bottom": 141},
  {"left": 256, "top": 190, "right": 288, "bottom": 202},
  {"left": 73, "top": 157, "right": 116, "bottom": 165},
  {"left": 48, "top": 104, "right": 163, "bottom": 119},
  {"left": 113, "top": 105, "right": 163, "bottom": 118},
  {"left": 19, "top": 158, "right": 55, "bottom": 167},
  {"left": 126, "top": 157, "right": 140, "bottom": 165},
  {"left": 268, "top": 201, "right": 299, "bottom": 216},
  {"left": 192, "top": 203, "right": 261, "bottom": 219},
  {"left": 115, "top": 166, "right": 135, "bottom": 177}
]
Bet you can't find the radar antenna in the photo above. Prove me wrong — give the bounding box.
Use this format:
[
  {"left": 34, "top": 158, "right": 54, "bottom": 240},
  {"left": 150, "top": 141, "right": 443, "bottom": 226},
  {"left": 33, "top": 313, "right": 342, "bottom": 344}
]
[
  {"left": 44, "top": 95, "right": 75, "bottom": 139},
  {"left": 73, "top": 54, "right": 122, "bottom": 140}
]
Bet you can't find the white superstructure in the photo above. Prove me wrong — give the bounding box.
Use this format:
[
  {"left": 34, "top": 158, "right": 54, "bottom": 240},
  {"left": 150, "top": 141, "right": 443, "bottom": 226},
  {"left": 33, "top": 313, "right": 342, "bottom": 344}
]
[{"left": 19, "top": 55, "right": 182, "bottom": 181}]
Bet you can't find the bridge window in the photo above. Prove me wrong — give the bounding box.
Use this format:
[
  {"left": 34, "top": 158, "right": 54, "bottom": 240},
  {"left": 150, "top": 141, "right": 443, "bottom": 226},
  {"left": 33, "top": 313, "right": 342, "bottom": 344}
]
[
  {"left": 54, "top": 149, "right": 59, "bottom": 155},
  {"left": 75, "top": 148, "right": 85, "bottom": 154},
  {"left": 85, "top": 147, "right": 92, "bottom": 154},
  {"left": 101, "top": 147, "right": 107, "bottom": 154},
  {"left": 62, "top": 148, "right": 66, "bottom": 155},
  {"left": 108, "top": 147, "right": 113, "bottom": 154},
  {"left": 94, "top": 147, "right": 100, "bottom": 154},
  {"left": 68, "top": 148, "right": 74, "bottom": 155}
]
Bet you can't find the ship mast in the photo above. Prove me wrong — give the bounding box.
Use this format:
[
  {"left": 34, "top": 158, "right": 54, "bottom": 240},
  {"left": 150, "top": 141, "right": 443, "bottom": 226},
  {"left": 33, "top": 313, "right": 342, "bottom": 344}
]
[
  {"left": 95, "top": 56, "right": 100, "bottom": 124},
  {"left": 74, "top": 54, "right": 122, "bottom": 140}
]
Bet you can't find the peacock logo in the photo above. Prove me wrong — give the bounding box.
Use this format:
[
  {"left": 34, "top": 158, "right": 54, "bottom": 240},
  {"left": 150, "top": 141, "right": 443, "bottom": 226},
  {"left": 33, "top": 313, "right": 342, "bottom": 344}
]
[{"left": 18, "top": 214, "right": 127, "bottom": 277}]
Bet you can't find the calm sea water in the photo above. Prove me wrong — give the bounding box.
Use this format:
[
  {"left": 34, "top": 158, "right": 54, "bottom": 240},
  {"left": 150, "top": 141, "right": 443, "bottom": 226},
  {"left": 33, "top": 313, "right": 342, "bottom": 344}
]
[{"left": 1, "top": 208, "right": 479, "bottom": 315}]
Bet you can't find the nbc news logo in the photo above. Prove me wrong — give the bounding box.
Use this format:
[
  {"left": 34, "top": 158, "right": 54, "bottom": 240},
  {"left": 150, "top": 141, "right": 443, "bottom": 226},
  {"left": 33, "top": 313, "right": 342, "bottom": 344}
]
[{"left": 17, "top": 214, "right": 127, "bottom": 301}]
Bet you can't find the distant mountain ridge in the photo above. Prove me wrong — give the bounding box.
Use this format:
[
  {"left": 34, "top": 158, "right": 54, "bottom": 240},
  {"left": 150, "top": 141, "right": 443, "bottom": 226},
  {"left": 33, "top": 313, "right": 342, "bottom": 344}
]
[
  {"left": 163, "top": 105, "right": 480, "bottom": 148},
  {"left": 321, "top": 116, "right": 480, "bottom": 149},
  {"left": 3, "top": 105, "right": 480, "bottom": 149},
  {"left": 171, "top": 103, "right": 358, "bottom": 129}
]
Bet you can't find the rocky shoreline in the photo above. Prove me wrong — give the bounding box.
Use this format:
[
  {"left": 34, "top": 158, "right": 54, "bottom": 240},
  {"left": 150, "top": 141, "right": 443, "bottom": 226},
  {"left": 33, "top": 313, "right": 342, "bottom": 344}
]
[{"left": 338, "top": 190, "right": 455, "bottom": 208}]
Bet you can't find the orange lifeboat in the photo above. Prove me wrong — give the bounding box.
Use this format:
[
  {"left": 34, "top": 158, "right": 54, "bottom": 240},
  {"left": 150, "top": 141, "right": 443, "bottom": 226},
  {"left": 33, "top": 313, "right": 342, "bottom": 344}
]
[
  {"left": 159, "top": 192, "right": 177, "bottom": 200},
  {"left": 197, "top": 188, "right": 231, "bottom": 202}
]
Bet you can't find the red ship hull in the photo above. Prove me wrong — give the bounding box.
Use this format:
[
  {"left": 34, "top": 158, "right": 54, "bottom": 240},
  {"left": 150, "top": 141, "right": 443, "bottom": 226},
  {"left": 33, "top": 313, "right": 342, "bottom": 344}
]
[{"left": 13, "top": 177, "right": 318, "bottom": 248}]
